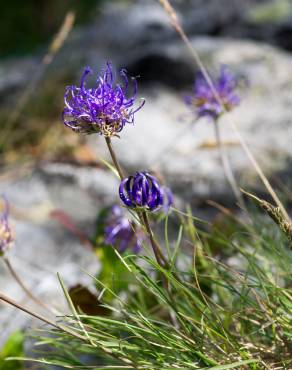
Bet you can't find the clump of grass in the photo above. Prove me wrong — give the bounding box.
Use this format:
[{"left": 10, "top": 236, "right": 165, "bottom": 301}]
[{"left": 14, "top": 205, "right": 291, "bottom": 369}]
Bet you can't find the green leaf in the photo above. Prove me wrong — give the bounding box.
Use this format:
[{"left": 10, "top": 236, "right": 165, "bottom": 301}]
[
  {"left": 208, "top": 359, "right": 259, "bottom": 370},
  {"left": 96, "top": 245, "right": 134, "bottom": 301},
  {"left": 0, "top": 331, "right": 24, "bottom": 370}
]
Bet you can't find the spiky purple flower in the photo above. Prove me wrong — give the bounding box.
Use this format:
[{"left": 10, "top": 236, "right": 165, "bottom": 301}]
[
  {"left": 185, "top": 65, "right": 240, "bottom": 120},
  {"left": 119, "top": 172, "right": 173, "bottom": 212},
  {"left": 0, "top": 197, "right": 14, "bottom": 255},
  {"left": 104, "top": 205, "right": 143, "bottom": 253},
  {"left": 62, "top": 62, "right": 145, "bottom": 137}
]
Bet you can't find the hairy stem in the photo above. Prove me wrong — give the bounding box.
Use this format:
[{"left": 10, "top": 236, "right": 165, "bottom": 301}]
[
  {"left": 3, "top": 256, "right": 59, "bottom": 316},
  {"left": 213, "top": 121, "right": 245, "bottom": 210}
]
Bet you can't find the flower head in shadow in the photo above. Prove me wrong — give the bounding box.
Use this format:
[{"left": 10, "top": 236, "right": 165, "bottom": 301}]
[
  {"left": 62, "top": 62, "right": 145, "bottom": 137},
  {"left": 0, "top": 197, "right": 14, "bottom": 256},
  {"left": 119, "top": 172, "right": 173, "bottom": 212},
  {"left": 104, "top": 205, "right": 144, "bottom": 253},
  {"left": 185, "top": 65, "right": 240, "bottom": 121}
]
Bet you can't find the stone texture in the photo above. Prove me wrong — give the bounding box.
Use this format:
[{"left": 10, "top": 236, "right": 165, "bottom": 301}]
[
  {"left": 90, "top": 37, "right": 292, "bottom": 204},
  {"left": 0, "top": 164, "right": 119, "bottom": 346}
]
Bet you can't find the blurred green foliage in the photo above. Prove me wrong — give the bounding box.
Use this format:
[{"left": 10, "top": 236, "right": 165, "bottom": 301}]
[
  {"left": 0, "top": 0, "right": 104, "bottom": 57},
  {"left": 248, "top": 0, "right": 292, "bottom": 24},
  {"left": 0, "top": 331, "right": 24, "bottom": 370},
  {"left": 94, "top": 207, "right": 134, "bottom": 301}
]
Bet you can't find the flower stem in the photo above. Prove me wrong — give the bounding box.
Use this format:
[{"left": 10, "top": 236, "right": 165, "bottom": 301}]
[
  {"left": 0, "top": 291, "right": 89, "bottom": 341},
  {"left": 3, "top": 256, "right": 59, "bottom": 315},
  {"left": 213, "top": 121, "right": 245, "bottom": 210},
  {"left": 159, "top": 0, "right": 290, "bottom": 220},
  {"left": 104, "top": 137, "right": 168, "bottom": 268},
  {"left": 0, "top": 291, "right": 139, "bottom": 367},
  {"left": 141, "top": 211, "right": 168, "bottom": 268},
  {"left": 105, "top": 137, "right": 124, "bottom": 179}
]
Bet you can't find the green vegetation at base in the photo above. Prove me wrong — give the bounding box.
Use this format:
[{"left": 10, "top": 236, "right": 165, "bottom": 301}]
[{"left": 0, "top": 331, "right": 24, "bottom": 370}]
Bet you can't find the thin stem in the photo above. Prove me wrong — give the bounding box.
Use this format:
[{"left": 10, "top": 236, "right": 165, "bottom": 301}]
[
  {"left": 0, "top": 291, "right": 85, "bottom": 341},
  {"left": 105, "top": 137, "right": 124, "bottom": 180},
  {"left": 213, "top": 121, "right": 245, "bottom": 211},
  {"left": 159, "top": 0, "right": 290, "bottom": 222},
  {"left": 1, "top": 12, "right": 75, "bottom": 148},
  {"left": 0, "top": 292, "right": 138, "bottom": 367},
  {"left": 104, "top": 136, "right": 169, "bottom": 268},
  {"left": 140, "top": 211, "right": 176, "bottom": 305},
  {"left": 141, "top": 211, "right": 168, "bottom": 268},
  {"left": 3, "top": 256, "right": 59, "bottom": 316},
  {"left": 104, "top": 136, "right": 180, "bottom": 312}
]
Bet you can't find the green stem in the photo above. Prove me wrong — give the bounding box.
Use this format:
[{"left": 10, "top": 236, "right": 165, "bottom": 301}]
[
  {"left": 140, "top": 211, "right": 174, "bottom": 303},
  {"left": 141, "top": 211, "right": 168, "bottom": 268},
  {"left": 104, "top": 136, "right": 168, "bottom": 268},
  {"left": 105, "top": 137, "right": 124, "bottom": 180},
  {"left": 0, "top": 291, "right": 85, "bottom": 341},
  {"left": 0, "top": 292, "right": 138, "bottom": 367}
]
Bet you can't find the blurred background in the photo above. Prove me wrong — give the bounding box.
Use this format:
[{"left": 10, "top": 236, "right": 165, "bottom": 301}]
[{"left": 1, "top": 0, "right": 292, "bottom": 356}]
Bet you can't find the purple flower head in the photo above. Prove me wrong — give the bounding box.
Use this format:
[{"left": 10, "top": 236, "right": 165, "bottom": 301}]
[
  {"left": 104, "top": 205, "right": 143, "bottom": 253},
  {"left": 119, "top": 172, "right": 173, "bottom": 212},
  {"left": 185, "top": 65, "right": 240, "bottom": 121},
  {"left": 0, "top": 197, "right": 14, "bottom": 255},
  {"left": 62, "top": 62, "right": 145, "bottom": 137}
]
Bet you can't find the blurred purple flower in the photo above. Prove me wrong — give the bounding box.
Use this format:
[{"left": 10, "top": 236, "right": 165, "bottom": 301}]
[
  {"left": 0, "top": 197, "right": 14, "bottom": 255},
  {"left": 119, "top": 172, "right": 173, "bottom": 212},
  {"left": 104, "top": 205, "right": 143, "bottom": 253},
  {"left": 161, "top": 186, "right": 174, "bottom": 213},
  {"left": 62, "top": 62, "right": 145, "bottom": 136},
  {"left": 185, "top": 65, "right": 240, "bottom": 121}
]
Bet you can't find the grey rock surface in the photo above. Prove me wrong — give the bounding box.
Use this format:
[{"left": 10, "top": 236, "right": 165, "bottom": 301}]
[
  {"left": 0, "top": 164, "right": 119, "bottom": 345},
  {"left": 3, "top": 0, "right": 292, "bottom": 101},
  {"left": 91, "top": 37, "right": 292, "bottom": 204},
  {"left": 98, "top": 0, "right": 292, "bottom": 52}
]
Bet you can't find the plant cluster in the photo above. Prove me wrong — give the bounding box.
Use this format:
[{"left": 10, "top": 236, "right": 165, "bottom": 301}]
[{"left": 0, "top": 8, "right": 292, "bottom": 370}]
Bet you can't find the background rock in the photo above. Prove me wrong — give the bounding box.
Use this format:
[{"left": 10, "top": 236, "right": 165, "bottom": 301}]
[
  {"left": 0, "top": 164, "right": 118, "bottom": 346},
  {"left": 4, "top": 0, "right": 292, "bottom": 101},
  {"left": 91, "top": 37, "right": 292, "bottom": 206}
]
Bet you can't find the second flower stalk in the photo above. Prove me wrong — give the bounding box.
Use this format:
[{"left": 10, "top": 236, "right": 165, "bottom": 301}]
[{"left": 106, "top": 135, "right": 170, "bottom": 268}]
